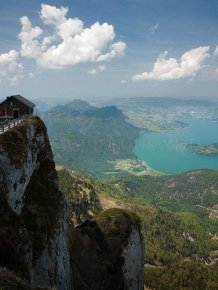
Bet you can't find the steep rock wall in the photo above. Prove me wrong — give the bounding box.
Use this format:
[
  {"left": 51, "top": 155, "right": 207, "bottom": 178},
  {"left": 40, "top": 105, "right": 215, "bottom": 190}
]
[
  {"left": 122, "top": 228, "right": 144, "bottom": 290},
  {"left": 0, "top": 117, "right": 144, "bottom": 290},
  {"left": 0, "top": 117, "right": 72, "bottom": 290},
  {"left": 70, "top": 208, "right": 144, "bottom": 290}
]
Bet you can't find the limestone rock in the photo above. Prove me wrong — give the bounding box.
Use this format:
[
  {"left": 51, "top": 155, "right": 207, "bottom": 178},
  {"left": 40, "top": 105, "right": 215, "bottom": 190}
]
[
  {"left": 0, "top": 117, "right": 71, "bottom": 290},
  {"left": 70, "top": 208, "right": 144, "bottom": 290}
]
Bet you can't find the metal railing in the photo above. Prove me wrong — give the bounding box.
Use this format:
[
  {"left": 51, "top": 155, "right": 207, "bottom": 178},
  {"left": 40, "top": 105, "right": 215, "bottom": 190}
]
[{"left": 0, "top": 115, "right": 30, "bottom": 135}]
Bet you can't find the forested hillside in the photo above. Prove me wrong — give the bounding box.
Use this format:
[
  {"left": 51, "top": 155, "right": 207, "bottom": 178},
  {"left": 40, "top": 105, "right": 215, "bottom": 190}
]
[
  {"left": 58, "top": 168, "right": 218, "bottom": 290},
  {"left": 42, "top": 100, "right": 140, "bottom": 177},
  {"left": 42, "top": 98, "right": 218, "bottom": 289}
]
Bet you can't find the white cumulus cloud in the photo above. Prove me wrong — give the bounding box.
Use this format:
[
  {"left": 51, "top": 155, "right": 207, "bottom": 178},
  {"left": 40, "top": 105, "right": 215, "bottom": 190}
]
[
  {"left": 96, "top": 41, "right": 126, "bottom": 62},
  {"left": 0, "top": 50, "right": 23, "bottom": 85},
  {"left": 214, "top": 46, "right": 218, "bottom": 55},
  {"left": 18, "top": 4, "right": 126, "bottom": 69},
  {"left": 18, "top": 16, "right": 44, "bottom": 58},
  {"left": 40, "top": 4, "right": 84, "bottom": 40},
  {"left": 40, "top": 4, "right": 68, "bottom": 26},
  {"left": 132, "top": 46, "right": 210, "bottom": 81}
]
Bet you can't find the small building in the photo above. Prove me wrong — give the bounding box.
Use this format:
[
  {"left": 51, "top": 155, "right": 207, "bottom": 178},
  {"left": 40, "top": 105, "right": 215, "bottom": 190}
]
[{"left": 0, "top": 95, "right": 35, "bottom": 120}]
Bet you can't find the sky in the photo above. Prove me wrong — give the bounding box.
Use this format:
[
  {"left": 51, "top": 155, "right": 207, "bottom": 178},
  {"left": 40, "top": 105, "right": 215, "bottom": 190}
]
[{"left": 0, "top": 0, "right": 218, "bottom": 107}]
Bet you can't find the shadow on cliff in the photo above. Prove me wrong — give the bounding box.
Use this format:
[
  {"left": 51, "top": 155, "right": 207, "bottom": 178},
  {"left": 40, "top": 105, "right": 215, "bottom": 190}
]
[{"left": 69, "top": 208, "right": 142, "bottom": 290}]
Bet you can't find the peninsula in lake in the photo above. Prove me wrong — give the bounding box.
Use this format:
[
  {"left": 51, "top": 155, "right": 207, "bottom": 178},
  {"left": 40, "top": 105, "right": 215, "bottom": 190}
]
[{"left": 186, "top": 143, "right": 218, "bottom": 157}]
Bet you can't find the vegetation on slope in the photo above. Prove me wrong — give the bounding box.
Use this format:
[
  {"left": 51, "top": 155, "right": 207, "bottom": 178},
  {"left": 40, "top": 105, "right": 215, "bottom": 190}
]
[
  {"left": 41, "top": 100, "right": 140, "bottom": 178},
  {"left": 109, "top": 169, "right": 218, "bottom": 210},
  {"left": 0, "top": 116, "right": 45, "bottom": 167},
  {"left": 59, "top": 168, "right": 218, "bottom": 289},
  {"left": 58, "top": 168, "right": 102, "bottom": 224},
  {"left": 0, "top": 267, "right": 56, "bottom": 290}
]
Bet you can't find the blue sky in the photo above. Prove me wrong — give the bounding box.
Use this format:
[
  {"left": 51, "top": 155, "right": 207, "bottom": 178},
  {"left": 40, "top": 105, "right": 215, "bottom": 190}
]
[{"left": 0, "top": 0, "right": 218, "bottom": 106}]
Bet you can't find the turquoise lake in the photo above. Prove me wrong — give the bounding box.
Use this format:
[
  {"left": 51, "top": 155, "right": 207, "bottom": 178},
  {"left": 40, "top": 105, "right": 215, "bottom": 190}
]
[{"left": 134, "top": 118, "right": 218, "bottom": 174}]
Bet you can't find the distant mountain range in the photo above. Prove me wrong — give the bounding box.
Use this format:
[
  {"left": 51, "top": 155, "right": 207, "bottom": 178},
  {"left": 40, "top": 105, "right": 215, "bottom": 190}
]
[
  {"left": 103, "top": 96, "right": 216, "bottom": 108},
  {"left": 41, "top": 99, "right": 140, "bottom": 177}
]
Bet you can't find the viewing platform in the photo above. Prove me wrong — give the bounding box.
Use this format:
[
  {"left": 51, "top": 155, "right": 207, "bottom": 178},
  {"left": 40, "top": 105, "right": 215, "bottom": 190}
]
[
  {"left": 0, "top": 95, "right": 35, "bottom": 134},
  {"left": 0, "top": 115, "right": 30, "bottom": 134}
]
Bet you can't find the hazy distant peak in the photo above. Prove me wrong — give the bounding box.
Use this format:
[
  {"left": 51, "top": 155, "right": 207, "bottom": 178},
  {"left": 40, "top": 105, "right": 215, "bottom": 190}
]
[
  {"left": 45, "top": 104, "right": 68, "bottom": 114},
  {"left": 64, "top": 99, "right": 93, "bottom": 111}
]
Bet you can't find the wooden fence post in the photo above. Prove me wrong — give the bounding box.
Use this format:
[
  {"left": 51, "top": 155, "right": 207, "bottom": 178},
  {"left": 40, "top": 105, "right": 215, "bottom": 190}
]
[{"left": 0, "top": 115, "right": 31, "bottom": 134}]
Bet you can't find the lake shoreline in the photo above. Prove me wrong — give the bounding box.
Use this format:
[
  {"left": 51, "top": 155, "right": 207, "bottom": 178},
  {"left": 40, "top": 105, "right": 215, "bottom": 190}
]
[
  {"left": 140, "top": 159, "right": 165, "bottom": 176},
  {"left": 134, "top": 118, "right": 218, "bottom": 174}
]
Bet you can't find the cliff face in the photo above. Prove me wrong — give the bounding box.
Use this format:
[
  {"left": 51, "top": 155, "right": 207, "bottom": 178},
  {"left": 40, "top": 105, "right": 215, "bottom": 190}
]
[
  {"left": 122, "top": 228, "right": 144, "bottom": 290},
  {"left": 0, "top": 116, "right": 144, "bottom": 290},
  {"left": 0, "top": 117, "right": 71, "bottom": 290},
  {"left": 70, "top": 209, "right": 144, "bottom": 290}
]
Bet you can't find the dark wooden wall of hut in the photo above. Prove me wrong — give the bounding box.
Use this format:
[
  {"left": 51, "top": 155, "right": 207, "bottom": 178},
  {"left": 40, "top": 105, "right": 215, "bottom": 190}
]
[{"left": 0, "top": 97, "right": 33, "bottom": 118}]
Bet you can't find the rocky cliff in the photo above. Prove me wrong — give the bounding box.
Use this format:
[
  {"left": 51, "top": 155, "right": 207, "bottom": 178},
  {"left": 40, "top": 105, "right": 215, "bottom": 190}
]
[
  {"left": 69, "top": 208, "right": 144, "bottom": 290},
  {"left": 0, "top": 116, "right": 144, "bottom": 290},
  {"left": 0, "top": 116, "right": 71, "bottom": 289}
]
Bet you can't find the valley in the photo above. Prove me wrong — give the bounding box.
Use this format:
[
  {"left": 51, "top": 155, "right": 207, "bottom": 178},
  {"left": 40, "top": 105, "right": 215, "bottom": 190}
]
[
  {"left": 42, "top": 97, "right": 218, "bottom": 177},
  {"left": 0, "top": 99, "right": 217, "bottom": 289},
  {"left": 41, "top": 97, "right": 218, "bottom": 289},
  {"left": 1, "top": 1, "right": 218, "bottom": 289},
  {"left": 57, "top": 167, "right": 218, "bottom": 290}
]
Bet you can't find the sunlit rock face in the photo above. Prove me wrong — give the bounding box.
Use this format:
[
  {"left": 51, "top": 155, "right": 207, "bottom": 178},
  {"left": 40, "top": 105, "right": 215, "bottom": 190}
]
[
  {"left": 0, "top": 117, "right": 144, "bottom": 290},
  {"left": 70, "top": 208, "right": 144, "bottom": 290},
  {"left": 122, "top": 228, "right": 144, "bottom": 290},
  {"left": 0, "top": 121, "right": 42, "bottom": 214},
  {"left": 0, "top": 117, "right": 72, "bottom": 290}
]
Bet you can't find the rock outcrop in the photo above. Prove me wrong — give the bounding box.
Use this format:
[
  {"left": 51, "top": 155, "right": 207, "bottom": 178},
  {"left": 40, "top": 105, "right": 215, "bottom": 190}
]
[
  {"left": 0, "top": 117, "right": 71, "bottom": 290},
  {"left": 0, "top": 116, "right": 144, "bottom": 290},
  {"left": 70, "top": 208, "right": 144, "bottom": 290}
]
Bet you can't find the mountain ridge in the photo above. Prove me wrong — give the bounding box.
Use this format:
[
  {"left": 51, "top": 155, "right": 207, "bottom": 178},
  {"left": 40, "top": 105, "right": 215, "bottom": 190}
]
[{"left": 41, "top": 100, "right": 141, "bottom": 178}]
